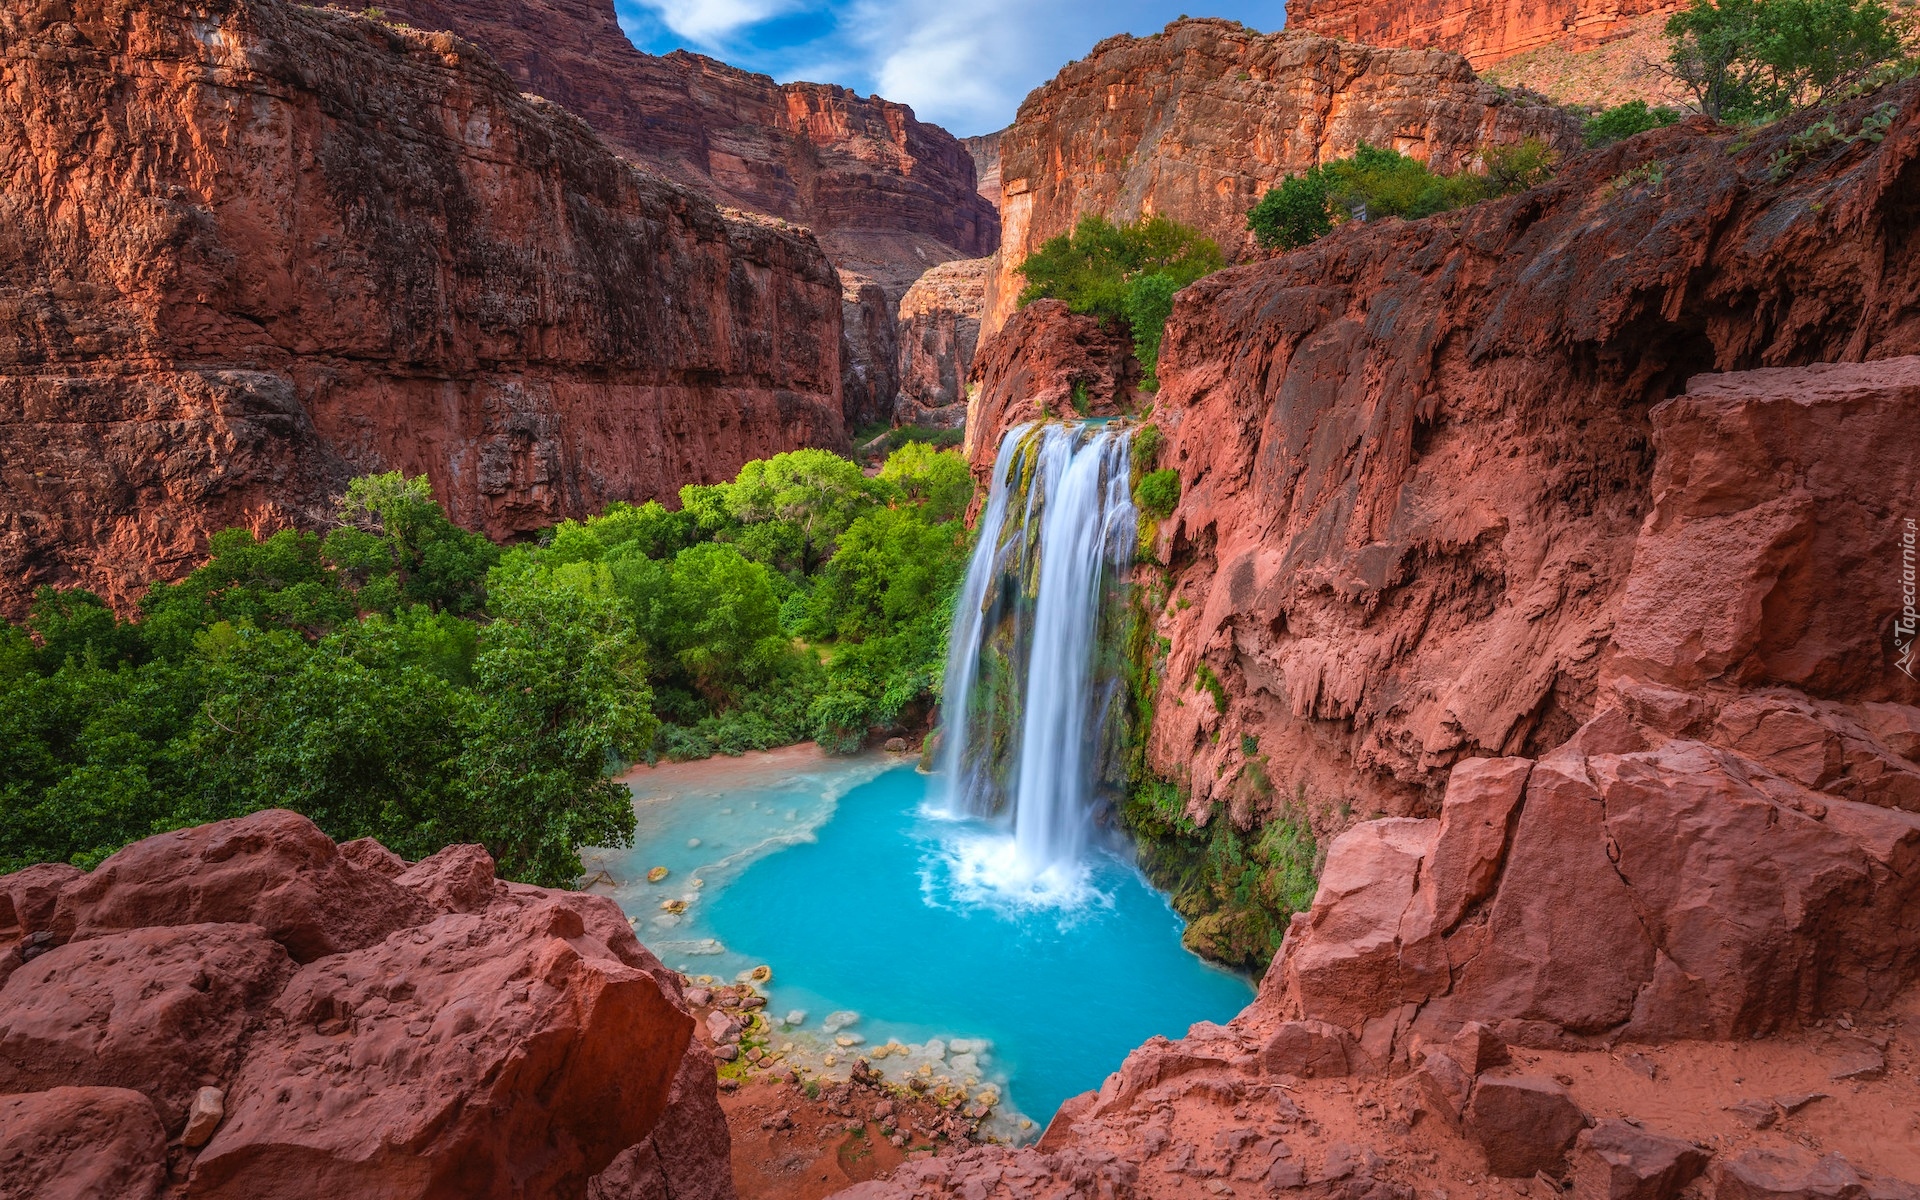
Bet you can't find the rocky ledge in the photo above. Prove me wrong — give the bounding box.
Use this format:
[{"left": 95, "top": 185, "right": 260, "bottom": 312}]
[{"left": 0, "top": 811, "right": 731, "bottom": 1199}]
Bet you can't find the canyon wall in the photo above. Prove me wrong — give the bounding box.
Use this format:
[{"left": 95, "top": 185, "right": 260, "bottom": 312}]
[
  {"left": 1139, "top": 87, "right": 1920, "bottom": 830},
  {"left": 860, "top": 80, "right": 1920, "bottom": 1200},
  {"left": 1285, "top": 0, "right": 1685, "bottom": 70},
  {"left": 982, "top": 19, "right": 1583, "bottom": 336},
  {"left": 894, "top": 258, "right": 992, "bottom": 430},
  {"left": 0, "top": 0, "right": 846, "bottom": 617},
  {"left": 381, "top": 0, "right": 1000, "bottom": 431},
  {"left": 383, "top": 0, "right": 999, "bottom": 281}
]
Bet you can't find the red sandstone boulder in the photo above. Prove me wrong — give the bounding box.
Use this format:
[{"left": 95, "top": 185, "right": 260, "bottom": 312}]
[
  {"left": 395, "top": 843, "right": 500, "bottom": 914},
  {"left": 1570, "top": 1119, "right": 1707, "bottom": 1200},
  {"left": 1418, "top": 757, "right": 1531, "bottom": 935},
  {"left": 337, "top": 838, "right": 407, "bottom": 878},
  {"left": 589, "top": 1041, "right": 737, "bottom": 1200},
  {"left": 1280, "top": 818, "right": 1442, "bottom": 1030},
  {"left": 1465, "top": 1075, "right": 1590, "bottom": 1177},
  {"left": 0, "top": 1086, "right": 169, "bottom": 1200},
  {"left": 0, "top": 923, "right": 293, "bottom": 1128},
  {"left": 0, "top": 862, "right": 85, "bottom": 989},
  {"left": 190, "top": 894, "right": 694, "bottom": 1200},
  {"left": 1396, "top": 1048, "right": 1474, "bottom": 1126},
  {"left": 1260, "top": 1018, "right": 1362, "bottom": 1078},
  {"left": 52, "top": 810, "right": 432, "bottom": 962},
  {"left": 1710, "top": 1147, "right": 1894, "bottom": 1200}
]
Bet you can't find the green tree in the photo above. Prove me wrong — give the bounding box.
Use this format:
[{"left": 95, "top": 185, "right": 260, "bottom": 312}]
[
  {"left": 1665, "top": 0, "right": 1904, "bottom": 120},
  {"left": 1015, "top": 214, "right": 1225, "bottom": 387},
  {"left": 326, "top": 471, "right": 499, "bottom": 613},
  {"left": 681, "top": 449, "right": 879, "bottom": 575},
  {"left": 455, "top": 570, "right": 655, "bottom": 885},
  {"left": 1246, "top": 171, "right": 1333, "bottom": 250}
]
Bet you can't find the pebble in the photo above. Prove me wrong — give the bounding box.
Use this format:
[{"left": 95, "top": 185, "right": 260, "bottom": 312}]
[
  {"left": 182, "top": 1087, "right": 224, "bottom": 1149},
  {"left": 646, "top": 866, "right": 669, "bottom": 883},
  {"left": 823, "top": 1011, "right": 861, "bottom": 1033},
  {"left": 784, "top": 1010, "right": 808, "bottom": 1027},
  {"left": 687, "top": 838, "right": 701, "bottom": 848}
]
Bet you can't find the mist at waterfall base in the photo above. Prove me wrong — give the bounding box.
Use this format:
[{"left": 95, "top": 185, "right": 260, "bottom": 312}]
[{"left": 593, "top": 421, "right": 1252, "bottom": 1129}]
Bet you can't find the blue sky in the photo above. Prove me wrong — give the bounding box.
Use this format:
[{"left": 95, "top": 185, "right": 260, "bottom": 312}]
[{"left": 614, "top": 1, "right": 1287, "bottom": 137}]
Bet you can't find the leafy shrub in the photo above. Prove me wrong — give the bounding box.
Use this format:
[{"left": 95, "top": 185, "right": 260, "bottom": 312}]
[
  {"left": 1247, "top": 141, "right": 1558, "bottom": 252},
  {"left": 1664, "top": 0, "right": 1906, "bottom": 120},
  {"left": 1015, "top": 214, "right": 1224, "bottom": 387},
  {"left": 1134, "top": 468, "right": 1181, "bottom": 518},
  {"left": 1583, "top": 100, "right": 1685, "bottom": 146}
]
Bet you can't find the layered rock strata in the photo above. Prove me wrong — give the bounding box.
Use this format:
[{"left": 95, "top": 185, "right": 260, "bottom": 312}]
[
  {"left": 384, "top": 0, "right": 998, "bottom": 280},
  {"left": 1285, "top": 0, "right": 1685, "bottom": 70},
  {"left": 0, "top": 810, "right": 731, "bottom": 1199},
  {"left": 982, "top": 19, "right": 1583, "bottom": 335},
  {"left": 894, "top": 258, "right": 992, "bottom": 430},
  {"left": 380, "top": 0, "right": 999, "bottom": 430},
  {"left": 0, "top": 0, "right": 845, "bottom": 617}
]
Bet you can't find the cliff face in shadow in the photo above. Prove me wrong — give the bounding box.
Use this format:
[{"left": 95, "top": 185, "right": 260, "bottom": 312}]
[{"left": 0, "top": 0, "right": 847, "bottom": 615}]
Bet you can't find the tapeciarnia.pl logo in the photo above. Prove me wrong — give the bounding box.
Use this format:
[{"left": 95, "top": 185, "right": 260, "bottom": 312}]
[{"left": 1899, "top": 516, "right": 1917, "bottom": 680}]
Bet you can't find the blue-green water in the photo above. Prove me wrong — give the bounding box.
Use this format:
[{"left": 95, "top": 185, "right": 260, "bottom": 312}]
[{"left": 592, "top": 753, "right": 1252, "bottom": 1131}]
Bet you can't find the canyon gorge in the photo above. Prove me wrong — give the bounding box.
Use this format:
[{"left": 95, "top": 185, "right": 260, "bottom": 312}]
[{"left": 5, "top": 0, "right": 1920, "bottom": 1196}]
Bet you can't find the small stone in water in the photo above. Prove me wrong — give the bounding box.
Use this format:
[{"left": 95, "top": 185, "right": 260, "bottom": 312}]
[
  {"left": 823, "top": 1054, "right": 838, "bottom": 1067},
  {"left": 690, "top": 878, "right": 705, "bottom": 889},
  {"left": 823, "top": 1010, "right": 860, "bottom": 1033},
  {"left": 750, "top": 964, "right": 773, "bottom": 983},
  {"left": 784, "top": 1010, "right": 807, "bottom": 1027},
  {"left": 646, "top": 866, "right": 669, "bottom": 883},
  {"left": 687, "top": 838, "right": 701, "bottom": 848},
  {"left": 835, "top": 1035, "right": 860, "bottom": 1047}
]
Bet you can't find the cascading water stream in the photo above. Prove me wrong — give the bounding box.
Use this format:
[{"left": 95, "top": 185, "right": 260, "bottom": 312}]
[{"left": 936, "top": 421, "right": 1135, "bottom": 895}]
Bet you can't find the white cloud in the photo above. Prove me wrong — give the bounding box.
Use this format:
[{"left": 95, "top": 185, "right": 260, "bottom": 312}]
[{"left": 636, "top": 0, "right": 799, "bottom": 45}]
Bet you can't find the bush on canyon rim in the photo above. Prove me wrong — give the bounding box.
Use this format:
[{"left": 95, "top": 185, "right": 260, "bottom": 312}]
[
  {"left": 1015, "top": 213, "right": 1225, "bottom": 388},
  {"left": 0, "top": 448, "right": 975, "bottom": 876},
  {"left": 1248, "top": 141, "right": 1559, "bottom": 251},
  {"left": 1584, "top": 100, "right": 1685, "bottom": 146},
  {"left": 1663, "top": 0, "right": 1907, "bottom": 120}
]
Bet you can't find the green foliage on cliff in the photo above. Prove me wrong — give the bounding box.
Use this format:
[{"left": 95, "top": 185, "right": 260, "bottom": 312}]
[
  {"left": 1133, "top": 468, "right": 1181, "bottom": 519},
  {"left": 1664, "top": 0, "right": 1907, "bottom": 120},
  {"left": 1014, "top": 213, "right": 1225, "bottom": 388},
  {"left": 1121, "top": 778, "right": 1321, "bottom": 973},
  {"left": 1247, "top": 141, "right": 1559, "bottom": 251},
  {"left": 1584, "top": 100, "right": 1685, "bottom": 146},
  {"left": 1, "top": 449, "right": 975, "bottom": 879}
]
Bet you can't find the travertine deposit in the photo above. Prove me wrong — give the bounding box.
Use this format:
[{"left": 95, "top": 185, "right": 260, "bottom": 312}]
[
  {"left": 0, "top": 811, "right": 729, "bottom": 1199},
  {"left": 983, "top": 19, "right": 1583, "bottom": 334},
  {"left": 0, "top": 0, "right": 846, "bottom": 617}
]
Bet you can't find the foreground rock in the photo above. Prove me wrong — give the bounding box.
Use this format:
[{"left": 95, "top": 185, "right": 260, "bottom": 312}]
[
  {"left": 0, "top": 0, "right": 845, "bottom": 617},
  {"left": 0, "top": 811, "right": 731, "bottom": 1199}
]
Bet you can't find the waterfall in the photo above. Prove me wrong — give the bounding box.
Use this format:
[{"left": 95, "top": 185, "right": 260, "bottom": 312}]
[{"left": 936, "top": 421, "right": 1135, "bottom": 888}]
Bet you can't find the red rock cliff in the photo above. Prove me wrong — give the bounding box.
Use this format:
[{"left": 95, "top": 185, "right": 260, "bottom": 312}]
[
  {"left": 385, "top": 0, "right": 998, "bottom": 281},
  {"left": 850, "top": 82, "right": 1920, "bottom": 1200},
  {"left": 983, "top": 19, "right": 1582, "bottom": 335},
  {"left": 1286, "top": 0, "right": 1685, "bottom": 69},
  {"left": 0, "top": 0, "right": 847, "bottom": 617}
]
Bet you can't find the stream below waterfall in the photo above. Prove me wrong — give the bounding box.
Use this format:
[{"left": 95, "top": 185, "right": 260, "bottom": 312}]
[{"left": 585, "top": 746, "right": 1253, "bottom": 1135}]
